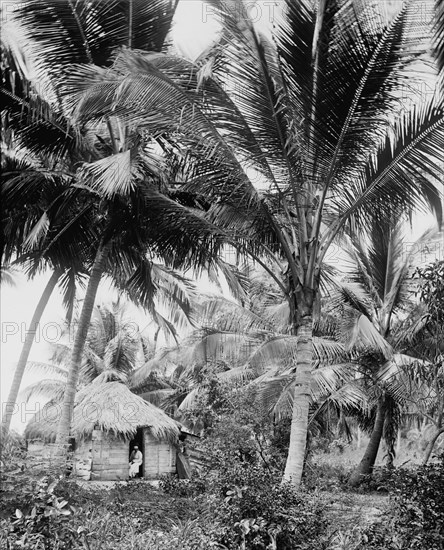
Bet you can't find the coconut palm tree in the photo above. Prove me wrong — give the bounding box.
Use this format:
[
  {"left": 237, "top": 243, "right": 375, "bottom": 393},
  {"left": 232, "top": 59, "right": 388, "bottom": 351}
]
[
  {"left": 1, "top": 37, "right": 204, "bottom": 434},
  {"left": 20, "top": 296, "right": 197, "bottom": 411},
  {"left": 20, "top": 304, "right": 147, "bottom": 404},
  {"left": 2, "top": 103, "right": 222, "bottom": 448},
  {"left": 3, "top": 0, "right": 229, "bottom": 452},
  {"left": 131, "top": 279, "right": 366, "bottom": 442},
  {"left": 1, "top": 47, "right": 99, "bottom": 434},
  {"left": 330, "top": 219, "right": 440, "bottom": 485},
  {"left": 1, "top": 134, "right": 95, "bottom": 437},
  {"left": 156, "top": 0, "right": 443, "bottom": 486}
]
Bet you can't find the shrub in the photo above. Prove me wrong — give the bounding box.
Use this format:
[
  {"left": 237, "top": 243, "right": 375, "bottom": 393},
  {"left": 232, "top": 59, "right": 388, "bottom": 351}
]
[
  {"left": 166, "top": 383, "right": 330, "bottom": 549},
  {"left": 303, "top": 461, "right": 350, "bottom": 492},
  {"left": 357, "top": 466, "right": 393, "bottom": 493},
  {"left": 159, "top": 473, "right": 206, "bottom": 497},
  {"left": 176, "top": 457, "right": 328, "bottom": 550},
  {"left": 359, "top": 455, "right": 444, "bottom": 550},
  {"left": 2, "top": 477, "right": 84, "bottom": 549},
  {"left": 205, "top": 463, "right": 327, "bottom": 549}
]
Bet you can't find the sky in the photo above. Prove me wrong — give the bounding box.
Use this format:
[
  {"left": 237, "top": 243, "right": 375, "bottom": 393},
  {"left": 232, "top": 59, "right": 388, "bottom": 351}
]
[{"left": 1, "top": 0, "right": 443, "bottom": 433}]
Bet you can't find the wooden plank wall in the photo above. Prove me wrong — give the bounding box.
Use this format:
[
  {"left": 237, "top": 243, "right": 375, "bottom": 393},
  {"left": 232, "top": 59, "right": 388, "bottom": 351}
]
[
  {"left": 76, "top": 431, "right": 129, "bottom": 481},
  {"left": 70, "top": 430, "right": 178, "bottom": 481},
  {"left": 143, "top": 431, "right": 176, "bottom": 479}
]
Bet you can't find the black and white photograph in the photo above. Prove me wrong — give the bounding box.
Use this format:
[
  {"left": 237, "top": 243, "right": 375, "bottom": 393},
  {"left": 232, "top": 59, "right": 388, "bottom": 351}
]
[{"left": 1, "top": 1, "right": 443, "bottom": 548}]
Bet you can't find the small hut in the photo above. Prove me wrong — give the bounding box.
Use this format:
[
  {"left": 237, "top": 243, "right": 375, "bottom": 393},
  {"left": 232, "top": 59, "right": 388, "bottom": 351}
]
[
  {"left": 24, "top": 399, "right": 61, "bottom": 459},
  {"left": 25, "top": 382, "right": 180, "bottom": 481}
]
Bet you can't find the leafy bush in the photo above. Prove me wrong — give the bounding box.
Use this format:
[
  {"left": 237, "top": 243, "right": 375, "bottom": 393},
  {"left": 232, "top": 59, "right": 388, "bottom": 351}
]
[
  {"left": 159, "top": 383, "right": 329, "bottom": 549},
  {"left": 207, "top": 464, "right": 327, "bottom": 549},
  {"left": 0, "top": 429, "right": 26, "bottom": 467},
  {"left": 356, "top": 466, "right": 393, "bottom": 493},
  {"left": 359, "top": 455, "right": 444, "bottom": 549},
  {"left": 159, "top": 473, "right": 206, "bottom": 497},
  {"left": 303, "top": 461, "right": 350, "bottom": 492},
  {"left": 2, "top": 477, "right": 84, "bottom": 549}
]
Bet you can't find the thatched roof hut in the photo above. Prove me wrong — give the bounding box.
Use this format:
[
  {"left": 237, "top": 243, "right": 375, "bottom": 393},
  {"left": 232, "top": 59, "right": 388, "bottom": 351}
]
[
  {"left": 25, "top": 382, "right": 184, "bottom": 480},
  {"left": 25, "top": 382, "right": 179, "bottom": 443},
  {"left": 72, "top": 382, "right": 179, "bottom": 442}
]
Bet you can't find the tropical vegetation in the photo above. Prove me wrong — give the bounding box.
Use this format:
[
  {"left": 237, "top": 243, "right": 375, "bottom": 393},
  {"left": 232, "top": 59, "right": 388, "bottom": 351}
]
[{"left": 1, "top": 0, "right": 444, "bottom": 547}]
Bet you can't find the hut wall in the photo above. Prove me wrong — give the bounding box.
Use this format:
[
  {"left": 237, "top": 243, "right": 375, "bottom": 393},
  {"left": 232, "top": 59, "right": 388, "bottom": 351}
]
[
  {"left": 143, "top": 430, "right": 176, "bottom": 479},
  {"left": 76, "top": 431, "right": 128, "bottom": 481}
]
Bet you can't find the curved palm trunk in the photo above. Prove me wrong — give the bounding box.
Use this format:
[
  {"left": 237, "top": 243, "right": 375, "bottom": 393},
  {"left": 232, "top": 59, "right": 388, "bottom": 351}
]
[
  {"left": 348, "top": 396, "right": 387, "bottom": 487},
  {"left": 55, "top": 242, "right": 111, "bottom": 450},
  {"left": 283, "top": 314, "right": 313, "bottom": 487},
  {"left": 422, "top": 427, "right": 444, "bottom": 465},
  {"left": 2, "top": 269, "right": 62, "bottom": 435}
]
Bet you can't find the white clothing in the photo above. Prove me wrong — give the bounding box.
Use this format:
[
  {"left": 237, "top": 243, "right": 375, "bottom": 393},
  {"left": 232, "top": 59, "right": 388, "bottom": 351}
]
[{"left": 129, "top": 450, "right": 143, "bottom": 478}]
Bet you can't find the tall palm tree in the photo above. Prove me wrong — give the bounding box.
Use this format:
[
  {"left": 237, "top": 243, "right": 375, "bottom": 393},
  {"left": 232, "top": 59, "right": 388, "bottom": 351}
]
[
  {"left": 333, "top": 219, "right": 439, "bottom": 485},
  {"left": 20, "top": 294, "right": 199, "bottom": 420},
  {"left": 87, "top": 1, "right": 444, "bottom": 480},
  {"left": 164, "top": 0, "right": 442, "bottom": 485},
  {"left": 3, "top": 0, "right": 226, "bottom": 452},
  {"left": 1, "top": 46, "right": 97, "bottom": 434},
  {"left": 20, "top": 304, "right": 147, "bottom": 405}
]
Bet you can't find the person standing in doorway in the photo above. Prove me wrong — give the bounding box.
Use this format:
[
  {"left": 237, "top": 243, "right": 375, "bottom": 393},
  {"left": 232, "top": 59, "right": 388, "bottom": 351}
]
[{"left": 129, "top": 445, "right": 143, "bottom": 478}]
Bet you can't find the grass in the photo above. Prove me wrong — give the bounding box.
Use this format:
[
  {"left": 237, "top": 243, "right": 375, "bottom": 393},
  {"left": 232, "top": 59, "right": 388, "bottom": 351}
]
[{"left": 2, "top": 434, "right": 441, "bottom": 549}]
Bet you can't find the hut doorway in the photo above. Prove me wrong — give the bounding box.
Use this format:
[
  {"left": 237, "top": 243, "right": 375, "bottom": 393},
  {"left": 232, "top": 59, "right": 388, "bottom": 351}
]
[{"left": 129, "top": 428, "right": 144, "bottom": 478}]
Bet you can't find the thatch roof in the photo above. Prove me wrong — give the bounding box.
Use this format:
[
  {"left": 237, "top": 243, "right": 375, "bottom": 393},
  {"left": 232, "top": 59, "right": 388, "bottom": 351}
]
[
  {"left": 24, "top": 401, "right": 59, "bottom": 443},
  {"left": 73, "top": 382, "right": 179, "bottom": 441},
  {"left": 25, "top": 383, "right": 179, "bottom": 443}
]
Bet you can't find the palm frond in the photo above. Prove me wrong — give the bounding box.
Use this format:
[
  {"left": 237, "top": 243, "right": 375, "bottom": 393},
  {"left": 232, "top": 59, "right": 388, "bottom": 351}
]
[
  {"left": 328, "top": 96, "right": 444, "bottom": 239},
  {"left": 103, "top": 331, "right": 138, "bottom": 375},
  {"left": 138, "top": 388, "right": 176, "bottom": 407},
  {"left": 13, "top": 0, "right": 178, "bottom": 75},
  {"left": 78, "top": 150, "right": 140, "bottom": 198},
  {"left": 25, "top": 361, "right": 68, "bottom": 379},
  {"left": 343, "top": 311, "right": 393, "bottom": 358},
  {"left": 18, "top": 379, "right": 65, "bottom": 403},
  {"left": 0, "top": 265, "right": 18, "bottom": 286}
]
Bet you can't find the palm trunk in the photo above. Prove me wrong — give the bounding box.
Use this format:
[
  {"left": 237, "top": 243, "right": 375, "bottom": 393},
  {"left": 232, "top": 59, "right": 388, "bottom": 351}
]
[
  {"left": 395, "top": 428, "right": 402, "bottom": 457},
  {"left": 422, "top": 427, "right": 444, "bottom": 465},
  {"left": 55, "top": 242, "right": 111, "bottom": 450},
  {"left": 283, "top": 313, "right": 313, "bottom": 487},
  {"left": 2, "top": 269, "right": 62, "bottom": 435},
  {"left": 348, "top": 396, "right": 387, "bottom": 487}
]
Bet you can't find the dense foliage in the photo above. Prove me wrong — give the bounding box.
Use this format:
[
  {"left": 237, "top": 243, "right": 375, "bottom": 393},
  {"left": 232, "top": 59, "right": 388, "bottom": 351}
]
[
  {"left": 160, "top": 384, "right": 328, "bottom": 548},
  {"left": 2, "top": 416, "right": 444, "bottom": 549},
  {"left": 360, "top": 455, "right": 444, "bottom": 550},
  {"left": 414, "top": 260, "right": 444, "bottom": 324}
]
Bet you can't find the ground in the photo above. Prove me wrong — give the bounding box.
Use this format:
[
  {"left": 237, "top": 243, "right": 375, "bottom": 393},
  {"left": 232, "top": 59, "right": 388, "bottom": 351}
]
[
  {"left": 2, "top": 434, "right": 440, "bottom": 549},
  {"left": 322, "top": 490, "right": 389, "bottom": 534}
]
